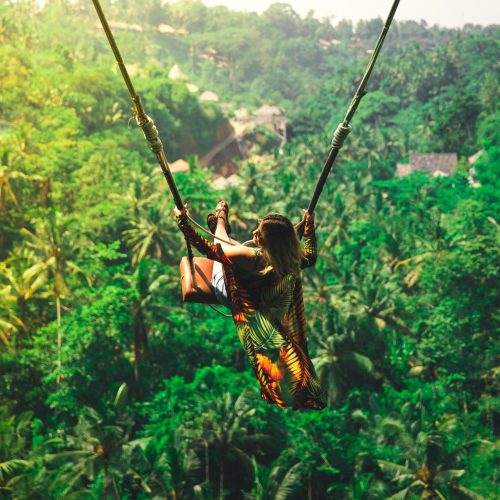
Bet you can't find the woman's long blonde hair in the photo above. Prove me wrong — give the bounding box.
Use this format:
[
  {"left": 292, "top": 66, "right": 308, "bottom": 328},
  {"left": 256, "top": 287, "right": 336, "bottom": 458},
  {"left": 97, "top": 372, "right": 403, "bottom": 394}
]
[{"left": 257, "top": 214, "right": 301, "bottom": 278}]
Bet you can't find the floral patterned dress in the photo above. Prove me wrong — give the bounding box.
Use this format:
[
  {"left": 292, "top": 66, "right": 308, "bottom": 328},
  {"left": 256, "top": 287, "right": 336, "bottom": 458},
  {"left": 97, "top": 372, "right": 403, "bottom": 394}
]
[{"left": 177, "top": 215, "right": 326, "bottom": 410}]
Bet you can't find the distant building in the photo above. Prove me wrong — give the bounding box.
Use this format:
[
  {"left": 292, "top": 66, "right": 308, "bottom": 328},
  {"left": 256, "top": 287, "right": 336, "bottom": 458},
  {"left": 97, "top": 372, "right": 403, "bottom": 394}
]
[
  {"left": 396, "top": 153, "right": 457, "bottom": 178},
  {"left": 157, "top": 24, "right": 176, "bottom": 34},
  {"left": 234, "top": 108, "right": 250, "bottom": 120},
  {"left": 199, "top": 91, "right": 219, "bottom": 103},
  {"left": 251, "top": 105, "right": 287, "bottom": 146},
  {"left": 104, "top": 21, "right": 143, "bottom": 32},
  {"left": 213, "top": 174, "right": 239, "bottom": 190},
  {"left": 468, "top": 150, "right": 484, "bottom": 188},
  {"left": 185, "top": 83, "right": 199, "bottom": 93},
  {"left": 395, "top": 163, "right": 413, "bottom": 178},
  {"left": 168, "top": 64, "right": 187, "bottom": 80},
  {"left": 157, "top": 24, "right": 188, "bottom": 35},
  {"left": 170, "top": 159, "right": 190, "bottom": 173}
]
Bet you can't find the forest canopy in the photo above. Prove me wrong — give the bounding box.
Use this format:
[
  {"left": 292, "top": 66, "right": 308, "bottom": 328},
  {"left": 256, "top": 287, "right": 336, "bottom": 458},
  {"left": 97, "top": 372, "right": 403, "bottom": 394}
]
[{"left": 0, "top": 0, "right": 499, "bottom": 498}]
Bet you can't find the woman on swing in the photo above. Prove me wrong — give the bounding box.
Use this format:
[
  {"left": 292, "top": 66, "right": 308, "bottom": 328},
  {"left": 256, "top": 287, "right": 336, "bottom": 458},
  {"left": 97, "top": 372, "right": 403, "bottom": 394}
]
[{"left": 175, "top": 200, "right": 326, "bottom": 410}]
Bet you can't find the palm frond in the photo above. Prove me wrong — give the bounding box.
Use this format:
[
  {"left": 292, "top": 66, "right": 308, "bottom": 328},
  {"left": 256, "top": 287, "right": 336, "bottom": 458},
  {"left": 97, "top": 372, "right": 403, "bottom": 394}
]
[
  {"left": 0, "top": 459, "right": 30, "bottom": 483},
  {"left": 387, "top": 480, "right": 423, "bottom": 500},
  {"left": 275, "top": 462, "right": 305, "bottom": 500}
]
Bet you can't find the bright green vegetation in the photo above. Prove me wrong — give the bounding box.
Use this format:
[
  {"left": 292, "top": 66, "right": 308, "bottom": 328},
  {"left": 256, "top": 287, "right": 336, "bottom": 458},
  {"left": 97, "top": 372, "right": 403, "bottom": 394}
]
[{"left": 0, "top": 0, "right": 498, "bottom": 498}]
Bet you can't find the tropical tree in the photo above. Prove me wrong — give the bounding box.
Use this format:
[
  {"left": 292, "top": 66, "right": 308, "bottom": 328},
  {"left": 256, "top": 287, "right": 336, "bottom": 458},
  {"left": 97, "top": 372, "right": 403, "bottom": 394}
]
[
  {"left": 0, "top": 411, "right": 32, "bottom": 495},
  {"left": 193, "top": 389, "right": 273, "bottom": 499},
  {"left": 21, "top": 210, "right": 88, "bottom": 381},
  {"left": 44, "top": 384, "right": 147, "bottom": 499},
  {"left": 123, "top": 204, "right": 180, "bottom": 266},
  {"left": 110, "top": 171, "right": 162, "bottom": 221},
  {"left": 377, "top": 420, "right": 485, "bottom": 499},
  {"left": 312, "top": 330, "right": 379, "bottom": 405},
  {"left": 115, "top": 259, "right": 177, "bottom": 387},
  {"left": 137, "top": 428, "right": 202, "bottom": 499},
  {"left": 0, "top": 248, "right": 50, "bottom": 347},
  {"left": 0, "top": 283, "right": 21, "bottom": 350}
]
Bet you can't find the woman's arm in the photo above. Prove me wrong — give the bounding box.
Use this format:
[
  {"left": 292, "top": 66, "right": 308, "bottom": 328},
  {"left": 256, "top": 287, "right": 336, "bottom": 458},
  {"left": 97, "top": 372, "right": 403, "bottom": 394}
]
[
  {"left": 301, "top": 211, "right": 317, "bottom": 269},
  {"left": 176, "top": 211, "right": 255, "bottom": 267}
]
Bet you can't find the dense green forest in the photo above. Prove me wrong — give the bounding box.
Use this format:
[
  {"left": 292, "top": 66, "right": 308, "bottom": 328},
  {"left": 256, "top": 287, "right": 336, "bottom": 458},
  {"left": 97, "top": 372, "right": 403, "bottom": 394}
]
[{"left": 0, "top": 0, "right": 499, "bottom": 498}]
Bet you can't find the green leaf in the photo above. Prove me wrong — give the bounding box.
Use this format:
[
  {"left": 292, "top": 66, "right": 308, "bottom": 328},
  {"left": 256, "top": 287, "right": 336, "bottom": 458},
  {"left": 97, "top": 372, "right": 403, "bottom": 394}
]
[{"left": 387, "top": 480, "right": 422, "bottom": 499}]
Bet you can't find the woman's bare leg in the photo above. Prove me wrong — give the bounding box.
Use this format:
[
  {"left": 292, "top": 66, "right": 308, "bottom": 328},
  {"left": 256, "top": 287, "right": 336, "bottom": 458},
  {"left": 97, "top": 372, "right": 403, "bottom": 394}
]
[
  {"left": 214, "top": 204, "right": 238, "bottom": 249},
  {"left": 212, "top": 206, "right": 231, "bottom": 282},
  {"left": 211, "top": 211, "right": 233, "bottom": 308}
]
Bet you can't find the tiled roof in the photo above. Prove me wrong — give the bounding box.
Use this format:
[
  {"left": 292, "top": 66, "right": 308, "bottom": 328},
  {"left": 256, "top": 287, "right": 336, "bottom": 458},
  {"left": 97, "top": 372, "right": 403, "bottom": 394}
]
[
  {"left": 396, "top": 154, "right": 457, "bottom": 178},
  {"left": 253, "top": 105, "right": 282, "bottom": 117},
  {"left": 396, "top": 163, "right": 413, "bottom": 178},
  {"left": 200, "top": 91, "right": 219, "bottom": 103},
  {"left": 410, "top": 154, "right": 457, "bottom": 175}
]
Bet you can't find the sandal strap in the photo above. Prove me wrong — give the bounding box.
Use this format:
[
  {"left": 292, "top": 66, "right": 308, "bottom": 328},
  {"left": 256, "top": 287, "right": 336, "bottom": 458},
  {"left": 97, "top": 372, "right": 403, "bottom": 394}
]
[{"left": 214, "top": 202, "right": 231, "bottom": 234}]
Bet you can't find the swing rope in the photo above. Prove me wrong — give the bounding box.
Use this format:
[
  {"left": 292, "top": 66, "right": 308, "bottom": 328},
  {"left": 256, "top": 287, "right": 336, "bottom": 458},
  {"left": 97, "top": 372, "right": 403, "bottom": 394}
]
[
  {"left": 297, "top": 0, "right": 400, "bottom": 236},
  {"left": 92, "top": 0, "right": 400, "bottom": 231},
  {"left": 91, "top": 0, "right": 400, "bottom": 317}
]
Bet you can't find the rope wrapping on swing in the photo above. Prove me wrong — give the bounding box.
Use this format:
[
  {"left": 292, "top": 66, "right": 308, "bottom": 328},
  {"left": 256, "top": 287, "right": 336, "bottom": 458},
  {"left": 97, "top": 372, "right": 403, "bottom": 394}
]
[
  {"left": 138, "top": 113, "right": 164, "bottom": 155},
  {"left": 331, "top": 123, "right": 352, "bottom": 150},
  {"left": 297, "top": 0, "right": 400, "bottom": 237}
]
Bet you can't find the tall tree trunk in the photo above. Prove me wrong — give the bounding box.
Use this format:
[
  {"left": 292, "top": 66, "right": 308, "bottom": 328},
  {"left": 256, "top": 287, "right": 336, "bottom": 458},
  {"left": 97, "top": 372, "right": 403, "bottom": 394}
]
[
  {"left": 133, "top": 321, "right": 140, "bottom": 385},
  {"left": 16, "top": 297, "right": 27, "bottom": 349},
  {"left": 219, "top": 461, "right": 224, "bottom": 500},
  {"left": 56, "top": 296, "right": 62, "bottom": 385},
  {"left": 204, "top": 440, "right": 210, "bottom": 483},
  {"left": 308, "top": 471, "right": 312, "bottom": 500},
  {"left": 111, "top": 475, "right": 121, "bottom": 500},
  {"left": 133, "top": 304, "right": 149, "bottom": 398},
  {"left": 103, "top": 465, "right": 107, "bottom": 500}
]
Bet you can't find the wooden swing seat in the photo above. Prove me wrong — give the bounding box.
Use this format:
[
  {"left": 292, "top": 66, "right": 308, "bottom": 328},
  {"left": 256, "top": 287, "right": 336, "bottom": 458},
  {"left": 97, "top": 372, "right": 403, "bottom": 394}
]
[{"left": 179, "top": 256, "right": 219, "bottom": 304}]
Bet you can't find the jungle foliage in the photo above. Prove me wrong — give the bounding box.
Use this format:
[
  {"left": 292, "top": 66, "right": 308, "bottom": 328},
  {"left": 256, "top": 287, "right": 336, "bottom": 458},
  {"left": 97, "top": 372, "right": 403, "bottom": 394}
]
[{"left": 0, "top": 0, "right": 498, "bottom": 498}]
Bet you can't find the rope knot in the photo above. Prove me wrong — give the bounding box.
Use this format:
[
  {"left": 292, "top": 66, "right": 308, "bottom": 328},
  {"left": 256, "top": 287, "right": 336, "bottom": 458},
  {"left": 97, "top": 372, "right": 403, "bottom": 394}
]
[
  {"left": 331, "top": 123, "right": 352, "bottom": 149},
  {"left": 137, "top": 114, "right": 164, "bottom": 155}
]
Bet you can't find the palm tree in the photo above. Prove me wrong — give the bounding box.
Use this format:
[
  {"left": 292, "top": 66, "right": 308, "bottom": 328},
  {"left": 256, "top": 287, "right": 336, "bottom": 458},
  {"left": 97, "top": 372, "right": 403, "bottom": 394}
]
[
  {"left": 377, "top": 420, "right": 485, "bottom": 499},
  {"left": 0, "top": 283, "right": 22, "bottom": 350},
  {"left": 123, "top": 204, "right": 180, "bottom": 266},
  {"left": 195, "top": 389, "right": 272, "bottom": 499},
  {"left": 21, "top": 210, "right": 88, "bottom": 381},
  {"left": 0, "top": 411, "right": 32, "bottom": 495},
  {"left": 395, "top": 211, "right": 459, "bottom": 289},
  {"left": 0, "top": 164, "right": 21, "bottom": 211},
  {"left": 0, "top": 164, "right": 44, "bottom": 210},
  {"left": 44, "top": 384, "right": 146, "bottom": 499},
  {"left": 114, "top": 259, "right": 176, "bottom": 388},
  {"left": 0, "top": 248, "right": 49, "bottom": 347},
  {"left": 110, "top": 171, "right": 161, "bottom": 221},
  {"left": 259, "top": 427, "right": 339, "bottom": 500},
  {"left": 312, "top": 313, "right": 381, "bottom": 404},
  {"left": 140, "top": 428, "right": 201, "bottom": 499},
  {"left": 349, "top": 262, "right": 406, "bottom": 332},
  {"left": 347, "top": 472, "right": 388, "bottom": 499},
  {"left": 322, "top": 190, "right": 353, "bottom": 250},
  {"left": 0, "top": 164, "right": 44, "bottom": 255},
  {"left": 246, "top": 458, "right": 334, "bottom": 500}
]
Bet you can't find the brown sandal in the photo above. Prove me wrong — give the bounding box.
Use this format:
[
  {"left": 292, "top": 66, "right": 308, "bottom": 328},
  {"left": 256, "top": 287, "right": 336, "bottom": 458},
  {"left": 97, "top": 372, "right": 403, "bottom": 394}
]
[
  {"left": 215, "top": 200, "right": 232, "bottom": 234},
  {"left": 206, "top": 213, "right": 217, "bottom": 234}
]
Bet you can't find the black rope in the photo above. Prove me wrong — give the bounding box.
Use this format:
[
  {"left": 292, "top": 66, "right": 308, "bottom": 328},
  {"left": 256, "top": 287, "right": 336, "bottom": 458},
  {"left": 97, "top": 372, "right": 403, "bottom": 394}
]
[
  {"left": 297, "top": 0, "right": 400, "bottom": 237},
  {"left": 91, "top": 0, "right": 184, "bottom": 211},
  {"left": 92, "top": 0, "right": 232, "bottom": 317}
]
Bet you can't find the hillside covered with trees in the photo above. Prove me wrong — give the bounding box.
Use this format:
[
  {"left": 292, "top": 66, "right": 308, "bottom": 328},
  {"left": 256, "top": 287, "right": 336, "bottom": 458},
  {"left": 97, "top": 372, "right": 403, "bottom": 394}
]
[{"left": 0, "top": 0, "right": 498, "bottom": 498}]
